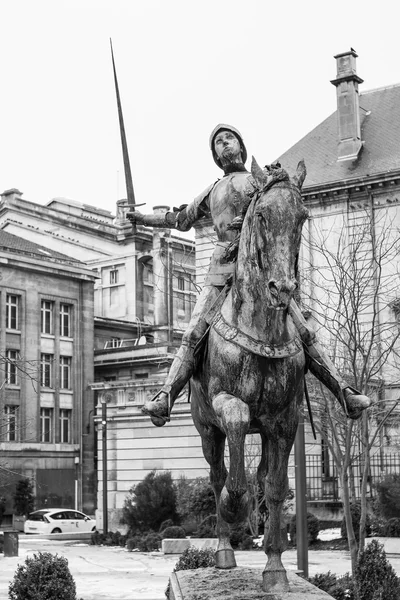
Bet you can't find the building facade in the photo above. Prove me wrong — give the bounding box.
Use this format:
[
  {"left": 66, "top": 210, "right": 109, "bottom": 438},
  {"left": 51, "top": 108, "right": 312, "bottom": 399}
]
[{"left": 0, "top": 231, "right": 96, "bottom": 519}]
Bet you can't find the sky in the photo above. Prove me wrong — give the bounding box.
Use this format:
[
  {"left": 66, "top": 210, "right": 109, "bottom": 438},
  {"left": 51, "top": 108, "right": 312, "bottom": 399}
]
[{"left": 1, "top": 0, "right": 400, "bottom": 221}]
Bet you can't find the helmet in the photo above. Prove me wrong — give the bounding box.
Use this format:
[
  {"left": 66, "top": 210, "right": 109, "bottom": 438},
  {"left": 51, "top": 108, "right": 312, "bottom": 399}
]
[{"left": 209, "top": 123, "right": 248, "bottom": 169}]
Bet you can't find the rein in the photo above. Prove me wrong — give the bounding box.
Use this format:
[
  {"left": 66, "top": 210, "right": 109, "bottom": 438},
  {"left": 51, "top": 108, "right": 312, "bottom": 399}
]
[{"left": 211, "top": 310, "right": 302, "bottom": 359}]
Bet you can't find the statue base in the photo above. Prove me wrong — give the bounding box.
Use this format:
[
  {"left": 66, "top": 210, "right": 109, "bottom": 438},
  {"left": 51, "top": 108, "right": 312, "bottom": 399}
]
[{"left": 169, "top": 567, "right": 335, "bottom": 599}]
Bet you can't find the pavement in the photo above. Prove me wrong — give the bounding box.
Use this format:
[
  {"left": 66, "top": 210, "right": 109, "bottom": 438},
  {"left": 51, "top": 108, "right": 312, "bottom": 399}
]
[{"left": 0, "top": 535, "right": 400, "bottom": 600}]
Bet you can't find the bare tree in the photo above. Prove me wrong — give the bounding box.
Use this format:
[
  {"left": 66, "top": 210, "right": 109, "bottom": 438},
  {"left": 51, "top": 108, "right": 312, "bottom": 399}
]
[{"left": 301, "top": 207, "right": 400, "bottom": 574}]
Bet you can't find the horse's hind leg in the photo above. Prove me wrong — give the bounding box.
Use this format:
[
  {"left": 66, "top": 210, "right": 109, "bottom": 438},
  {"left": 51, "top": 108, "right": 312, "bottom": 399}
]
[
  {"left": 262, "top": 413, "right": 298, "bottom": 594},
  {"left": 212, "top": 393, "right": 251, "bottom": 539},
  {"left": 198, "top": 423, "right": 236, "bottom": 568}
]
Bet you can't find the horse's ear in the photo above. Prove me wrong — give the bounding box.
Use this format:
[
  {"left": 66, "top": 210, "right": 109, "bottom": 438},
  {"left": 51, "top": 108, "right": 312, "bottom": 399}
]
[
  {"left": 293, "top": 160, "right": 306, "bottom": 189},
  {"left": 251, "top": 156, "right": 268, "bottom": 187}
]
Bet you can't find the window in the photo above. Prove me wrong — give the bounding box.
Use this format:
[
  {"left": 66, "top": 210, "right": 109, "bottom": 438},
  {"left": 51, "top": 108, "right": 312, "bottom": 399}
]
[
  {"left": 59, "top": 356, "right": 71, "bottom": 389},
  {"left": 40, "top": 354, "right": 53, "bottom": 388},
  {"left": 177, "top": 275, "right": 186, "bottom": 311},
  {"left": 4, "top": 405, "right": 18, "bottom": 441},
  {"left": 41, "top": 300, "right": 53, "bottom": 334},
  {"left": 6, "top": 295, "right": 19, "bottom": 330},
  {"left": 60, "top": 304, "right": 71, "bottom": 337},
  {"left": 110, "top": 269, "right": 119, "bottom": 285},
  {"left": 5, "top": 350, "right": 18, "bottom": 385},
  {"left": 40, "top": 408, "right": 53, "bottom": 442},
  {"left": 59, "top": 409, "right": 71, "bottom": 443}
]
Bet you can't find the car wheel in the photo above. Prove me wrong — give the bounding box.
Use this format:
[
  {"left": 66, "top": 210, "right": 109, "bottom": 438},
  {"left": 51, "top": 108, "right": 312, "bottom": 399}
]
[{"left": 51, "top": 528, "right": 62, "bottom": 534}]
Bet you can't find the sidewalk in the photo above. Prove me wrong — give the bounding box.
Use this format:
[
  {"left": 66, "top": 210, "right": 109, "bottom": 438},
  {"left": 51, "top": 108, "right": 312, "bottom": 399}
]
[{"left": 0, "top": 535, "right": 399, "bottom": 600}]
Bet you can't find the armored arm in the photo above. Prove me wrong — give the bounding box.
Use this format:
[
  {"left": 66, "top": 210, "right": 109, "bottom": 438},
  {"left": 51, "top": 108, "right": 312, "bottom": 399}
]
[
  {"left": 127, "top": 181, "right": 216, "bottom": 232},
  {"left": 127, "top": 210, "right": 177, "bottom": 229}
]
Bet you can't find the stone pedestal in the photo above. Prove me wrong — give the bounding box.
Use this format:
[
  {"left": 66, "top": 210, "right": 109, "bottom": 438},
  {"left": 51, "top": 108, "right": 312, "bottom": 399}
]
[{"left": 169, "top": 567, "right": 334, "bottom": 599}]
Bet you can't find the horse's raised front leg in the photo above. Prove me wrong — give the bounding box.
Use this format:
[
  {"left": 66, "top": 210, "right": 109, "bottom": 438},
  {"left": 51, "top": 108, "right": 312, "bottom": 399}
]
[
  {"left": 262, "top": 411, "right": 298, "bottom": 594},
  {"left": 212, "top": 392, "right": 251, "bottom": 566}
]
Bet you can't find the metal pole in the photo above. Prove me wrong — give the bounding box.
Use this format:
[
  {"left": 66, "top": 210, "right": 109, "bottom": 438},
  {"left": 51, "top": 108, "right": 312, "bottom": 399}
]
[
  {"left": 74, "top": 457, "right": 79, "bottom": 510},
  {"left": 294, "top": 410, "right": 308, "bottom": 578},
  {"left": 101, "top": 400, "right": 108, "bottom": 535}
]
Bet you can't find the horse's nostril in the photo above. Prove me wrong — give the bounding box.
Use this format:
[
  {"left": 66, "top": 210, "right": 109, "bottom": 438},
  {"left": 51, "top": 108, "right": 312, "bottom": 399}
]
[{"left": 268, "top": 280, "right": 278, "bottom": 295}]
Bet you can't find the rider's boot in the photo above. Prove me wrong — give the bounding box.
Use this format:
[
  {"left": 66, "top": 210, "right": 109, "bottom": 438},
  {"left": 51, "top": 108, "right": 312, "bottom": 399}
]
[
  {"left": 141, "top": 342, "right": 196, "bottom": 427},
  {"left": 289, "top": 301, "right": 371, "bottom": 420}
]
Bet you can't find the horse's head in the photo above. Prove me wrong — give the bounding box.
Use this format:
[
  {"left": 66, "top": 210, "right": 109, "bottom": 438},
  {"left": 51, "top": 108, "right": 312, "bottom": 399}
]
[{"left": 237, "top": 158, "right": 308, "bottom": 310}]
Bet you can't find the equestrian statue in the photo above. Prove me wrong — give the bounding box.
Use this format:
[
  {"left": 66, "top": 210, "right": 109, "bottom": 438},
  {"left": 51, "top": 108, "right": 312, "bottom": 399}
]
[{"left": 128, "top": 125, "right": 371, "bottom": 593}]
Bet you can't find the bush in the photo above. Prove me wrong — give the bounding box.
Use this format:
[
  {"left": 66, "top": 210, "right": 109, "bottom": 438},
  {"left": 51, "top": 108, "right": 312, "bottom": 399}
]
[
  {"left": 165, "top": 546, "right": 216, "bottom": 599},
  {"left": 126, "top": 536, "right": 141, "bottom": 551},
  {"left": 229, "top": 525, "right": 253, "bottom": 550},
  {"left": 309, "top": 571, "right": 355, "bottom": 600},
  {"left": 289, "top": 512, "right": 320, "bottom": 544},
  {"left": 374, "top": 473, "right": 400, "bottom": 520},
  {"left": 143, "top": 532, "right": 162, "bottom": 551},
  {"left": 384, "top": 517, "right": 400, "bottom": 537},
  {"left": 161, "top": 526, "right": 186, "bottom": 539},
  {"left": 122, "top": 470, "right": 179, "bottom": 533},
  {"left": 13, "top": 479, "right": 35, "bottom": 517},
  {"left": 341, "top": 502, "right": 371, "bottom": 541},
  {"left": 159, "top": 519, "right": 175, "bottom": 533},
  {"left": 355, "top": 539, "right": 400, "bottom": 600},
  {"left": 175, "top": 476, "right": 216, "bottom": 524},
  {"left": 194, "top": 514, "right": 217, "bottom": 538},
  {"left": 9, "top": 552, "right": 77, "bottom": 600},
  {"left": 90, "top": 530, "right": 127, "bottom": 547}
]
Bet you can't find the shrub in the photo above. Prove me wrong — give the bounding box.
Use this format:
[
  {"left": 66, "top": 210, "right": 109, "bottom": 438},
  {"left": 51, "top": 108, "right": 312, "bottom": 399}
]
[
  {"left": 309, "top": 571, "right": 355, "bottom": 600},
  {"left": 369, "top": 513, "right": 386, "bottom": 537},
  {"left": 159, "top": 519, "right": 175, "bottom": 533},
  {"left": 165, "top": 546, "right": 216, "bottom": 599},
  {"left": 0, "top": 496, "right": 6, "bottom": 525},
  {"left": 90, "top": 530, "right": 127, "bottom": 547},
  {"left": 122, "top": 470, "right": 179, "bottom": 533},
  {"left": 384, "top": 517, "right": 400, "bottom": 537},
  {"left": 289, "top": 512, "right": 320, "bottom": 544},
  {"left": 9, "top": 552, "right": 77, "bottom": 600},
  {"left": 161, "top": 526, "right": 186, "bottom": 539},
  {"left": 374, "top": 473, "right": 400, "bottom": 520},
  {"left": 195, "top": 514, "right": 217, "bottom": 538},
  {"left": 126, "top": 536, "right": 141, "bottom": 551},
  {"left": 174, "top": 546, "right": 215, "bottom": 571},
  {"left": 341, "top": 502, "right": 371, "bottom": 541},
  {"left": 175, "top": 476, "right": 216, "bottom": 524},
  {"left": 355, "top": 539, "right": 400, "bottom": 600},
  {"left": 13, "top": 479, "right": 35, "bottom": 517},
  {"left": 229, "top": 525, "right": 253, "bottom": 550},
  {"left": 142, "top": 532, "right": 161, "bottom": 551}
]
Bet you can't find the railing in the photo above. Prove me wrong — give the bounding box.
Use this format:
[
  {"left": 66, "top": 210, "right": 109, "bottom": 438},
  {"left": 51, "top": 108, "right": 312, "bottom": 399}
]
[{"left": 306, "top": 452, "right": 400, "bottom": 501}]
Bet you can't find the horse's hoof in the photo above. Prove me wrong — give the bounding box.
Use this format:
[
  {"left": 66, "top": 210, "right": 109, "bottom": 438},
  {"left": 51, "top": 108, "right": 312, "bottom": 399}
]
[
  {"left": 215, "top": 548, "right": 236, "bottom": 569},
  {"left": 262, "top": 569, "right": 290, "bottom": 594}
]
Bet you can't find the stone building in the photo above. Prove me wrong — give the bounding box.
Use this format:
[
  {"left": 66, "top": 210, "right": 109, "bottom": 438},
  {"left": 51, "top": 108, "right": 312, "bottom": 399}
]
[
  {"left": 0, "top": 191, "right": 201, "bottom": 528},
  {"left": 0, "top": 230, "right": 96, "bottom": 518}
]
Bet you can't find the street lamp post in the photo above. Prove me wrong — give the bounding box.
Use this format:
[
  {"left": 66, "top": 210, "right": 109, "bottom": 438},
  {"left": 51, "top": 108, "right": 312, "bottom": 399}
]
[
  {"left": 294, "top": 410, "right": 308, "bottom": 578},
  {"left": 101, "top": 399, "right": 108, "bottom": 535},
  {"left": 74, "top": 456, "right": 80, "bottom": 510}
]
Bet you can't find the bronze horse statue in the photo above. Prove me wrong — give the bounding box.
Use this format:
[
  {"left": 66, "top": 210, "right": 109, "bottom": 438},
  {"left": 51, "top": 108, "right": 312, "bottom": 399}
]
[{"left": 191, "top": 157, "right": 308, "bottom": 594}]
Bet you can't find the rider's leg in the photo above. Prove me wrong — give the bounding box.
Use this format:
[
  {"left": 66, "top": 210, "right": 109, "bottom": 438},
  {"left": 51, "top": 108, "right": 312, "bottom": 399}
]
[
  {"left": 142, "top": 285, "right": 221, "bottom": 426},
  {"left": 288, "top": 300, "right": 371, "bottom": 420}
]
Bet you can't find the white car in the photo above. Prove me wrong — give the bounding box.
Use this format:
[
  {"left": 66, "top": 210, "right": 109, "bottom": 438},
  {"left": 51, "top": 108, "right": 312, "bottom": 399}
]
[{"left": 24, "top": 509, "right": 96, "bottom": 535}]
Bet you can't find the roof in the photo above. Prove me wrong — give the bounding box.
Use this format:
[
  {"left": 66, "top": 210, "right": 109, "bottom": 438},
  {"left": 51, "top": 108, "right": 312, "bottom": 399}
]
[
  {"left": 0, "top": 230, "right": 82, "bottom": 265},
  {"left": 277, "top": 83, "right": 400, "bottom": 189}
]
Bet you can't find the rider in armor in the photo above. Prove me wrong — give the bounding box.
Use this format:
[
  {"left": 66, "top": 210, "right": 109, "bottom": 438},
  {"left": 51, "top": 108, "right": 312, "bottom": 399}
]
[{"left": 128, "top": 124, "right": 371, "bottom": 426}]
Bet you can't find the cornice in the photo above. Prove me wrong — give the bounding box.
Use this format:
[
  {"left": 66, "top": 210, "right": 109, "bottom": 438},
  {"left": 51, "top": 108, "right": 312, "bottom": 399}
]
[{"left": 302, "top": 170, "right": 400, "bottom": 205}]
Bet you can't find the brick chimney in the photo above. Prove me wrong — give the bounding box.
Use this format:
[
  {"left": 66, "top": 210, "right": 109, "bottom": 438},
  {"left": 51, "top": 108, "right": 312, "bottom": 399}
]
[{"left": 331, "top": 49, "right": 364, "bottom": 162}]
